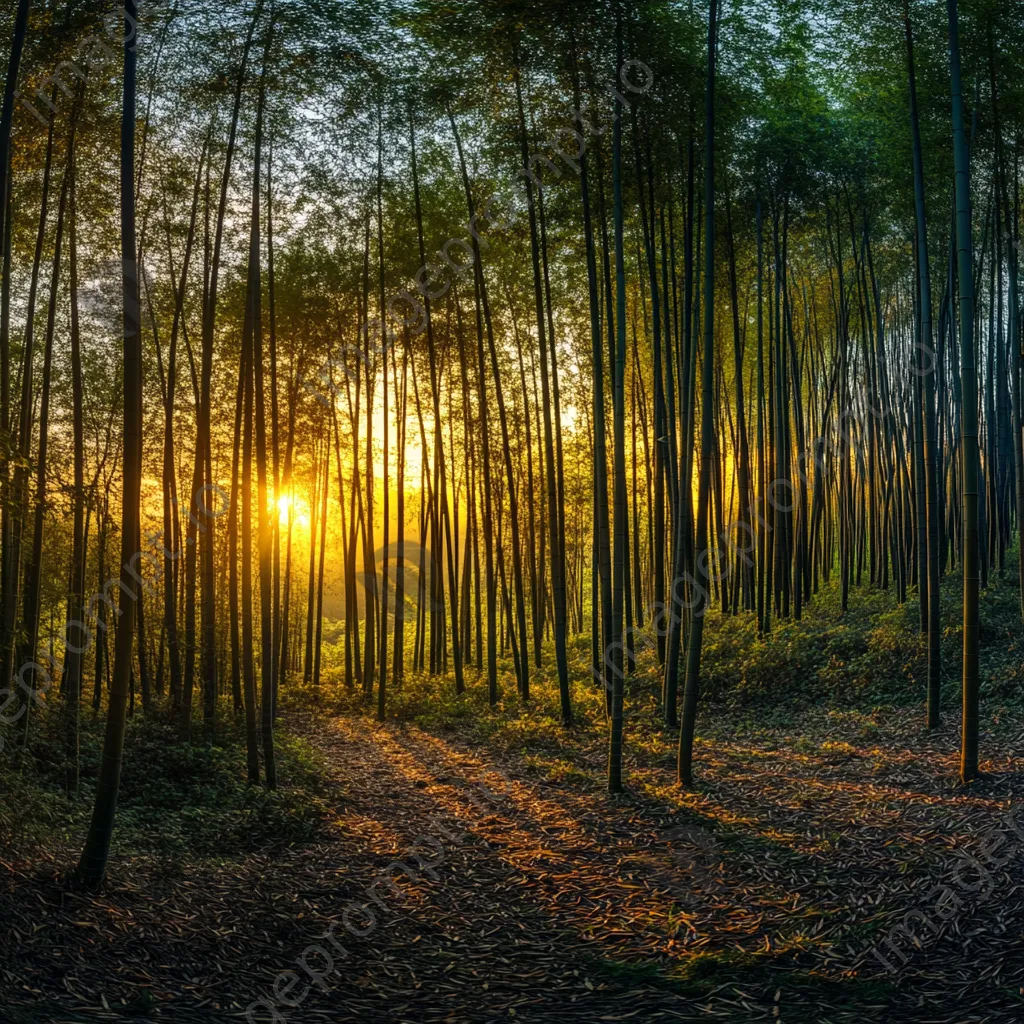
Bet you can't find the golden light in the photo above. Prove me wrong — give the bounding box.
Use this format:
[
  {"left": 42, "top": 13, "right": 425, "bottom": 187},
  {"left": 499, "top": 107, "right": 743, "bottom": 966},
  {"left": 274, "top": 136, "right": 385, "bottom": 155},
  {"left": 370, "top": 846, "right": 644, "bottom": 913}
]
[{"left": 277, "top": 494, "right": 311, "bottom": 530}]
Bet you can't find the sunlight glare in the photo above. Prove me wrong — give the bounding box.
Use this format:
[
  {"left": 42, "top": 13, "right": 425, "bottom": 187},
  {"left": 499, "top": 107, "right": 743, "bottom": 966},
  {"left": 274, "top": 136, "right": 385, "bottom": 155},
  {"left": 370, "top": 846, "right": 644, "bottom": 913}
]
[{"left": 278, "top": 493, "right": 310, "bottom": 530}]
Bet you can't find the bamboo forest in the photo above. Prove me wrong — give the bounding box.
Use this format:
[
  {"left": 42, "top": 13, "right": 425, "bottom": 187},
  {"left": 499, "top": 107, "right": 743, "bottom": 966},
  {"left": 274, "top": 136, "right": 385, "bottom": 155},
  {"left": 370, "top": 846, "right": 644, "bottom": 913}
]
[{"left": 5, "top": 0, "right": 1024, "bottom": 1020}]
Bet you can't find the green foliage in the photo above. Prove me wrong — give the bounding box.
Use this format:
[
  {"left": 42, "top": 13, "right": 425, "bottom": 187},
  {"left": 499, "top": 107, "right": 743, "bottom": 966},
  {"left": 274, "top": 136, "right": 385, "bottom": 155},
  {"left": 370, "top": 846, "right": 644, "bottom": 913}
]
[
  {"left": 674, "top": 568, "right": 1024, "bottom": 711},
  {"left": 0, "top": 709, "right": 335, "bottom": 863}
]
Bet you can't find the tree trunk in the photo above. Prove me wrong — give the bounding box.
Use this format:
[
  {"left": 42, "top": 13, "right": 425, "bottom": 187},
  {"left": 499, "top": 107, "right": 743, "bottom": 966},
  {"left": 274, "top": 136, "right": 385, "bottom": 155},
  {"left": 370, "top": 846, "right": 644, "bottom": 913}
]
[
  {"left": 905, "top": 6, "right": 941, "bottom": 728},
  {"left": 678, "top": 0, "right": 718, "bottom": 789},
  {"left": 947, "top": 0, "right": 979, "bottom": 784},
  {"left": 78, "top": 2, "right": 142, "bottom": 887}
]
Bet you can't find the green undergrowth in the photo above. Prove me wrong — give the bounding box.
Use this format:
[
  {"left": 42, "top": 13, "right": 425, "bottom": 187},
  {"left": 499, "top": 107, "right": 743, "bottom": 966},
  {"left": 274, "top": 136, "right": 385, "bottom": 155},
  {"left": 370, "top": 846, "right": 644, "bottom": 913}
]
[
  {"left": 0, "top": 707, "right": 336, "bottom": 866},
  {"left": 309, "top": 570, "right": 1024, "bottom": 744},
  {"left": 697, "top": 566, "right": 1022, "bottom": 709}
]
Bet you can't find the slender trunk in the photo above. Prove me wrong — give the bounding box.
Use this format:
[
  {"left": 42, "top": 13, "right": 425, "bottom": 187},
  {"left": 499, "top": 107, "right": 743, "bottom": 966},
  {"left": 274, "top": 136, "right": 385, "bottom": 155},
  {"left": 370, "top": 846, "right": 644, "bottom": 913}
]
[
  {"left": 312, "top": 426, "right": 329, "bottom": 692},
  {"left": 304, "top": 435, "right": 319, "bottom": 685},
  {"left": 376, "top": 108, "right": 389, "bottom": 720},
  {"left": 608, "top": 9, "right": 627, "bottom": 792},
  {"left": 450, "top": 107, "right": 529, "bottom": 705},
  {"left": 65, "top": 136, "right": 84, "bottom": 796},
  {"left": 906, "top": 6, "right": 941, "bottom": 727},
  {"left": 198, "top": 0, "right": 264, "bottom": 740},
  {"left": 17, "top": 117, "right": 70, "bottom": 745},
  {"left": 1, "top": 89, "right": 55, "bottom": 721},
  {"left": 161, "top": 141, "right": 204, "bottom": 715},
  {"left": 947, "top": 0, "right": 979, "bottom": 783},
  {"left": 512, "top": 53, "right": 570, "bottom": 711},
  {"left": 678, "top": 0, "right": 718, "bottom": 789},
  {"left": 250, "top": 37, "right": 275, "bottom": 785},
  {"left": 78, "top": 4, "right": 142, "bottom": 886}
]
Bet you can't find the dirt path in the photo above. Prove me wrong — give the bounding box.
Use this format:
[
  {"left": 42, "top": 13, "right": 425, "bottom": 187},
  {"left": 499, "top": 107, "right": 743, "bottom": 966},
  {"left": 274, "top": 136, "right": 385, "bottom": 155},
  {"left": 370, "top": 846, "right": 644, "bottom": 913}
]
[
  {"left": 3, "top": 716, "right": 740, "bottom": 1024},
  {"left": 261, "top": 716, "right": 741, "bottom": 1023},
  {"left": 300, "top": 714, "right": 1024, "bottom": 1024},
  {"left": 3, "top": 713, "right": 1024, "bottom": 1023}
]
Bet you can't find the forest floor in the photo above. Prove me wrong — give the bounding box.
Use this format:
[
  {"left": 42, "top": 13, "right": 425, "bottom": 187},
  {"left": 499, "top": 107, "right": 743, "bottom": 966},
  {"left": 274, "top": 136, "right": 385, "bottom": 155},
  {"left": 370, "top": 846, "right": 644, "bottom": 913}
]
[{"left": 4, "top": 579, "right": 1024, "bottom": 1022}]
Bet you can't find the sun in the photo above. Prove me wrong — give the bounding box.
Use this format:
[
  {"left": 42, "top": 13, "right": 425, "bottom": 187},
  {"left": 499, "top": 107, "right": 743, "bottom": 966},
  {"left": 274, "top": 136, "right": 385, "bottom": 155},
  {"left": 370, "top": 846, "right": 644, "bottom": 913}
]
[
  {"left": 277, "top": 493, "right": 310, "bottom": 529},
  {"left": 276, "top": 494, "right": 291, "bottom": 525}
]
